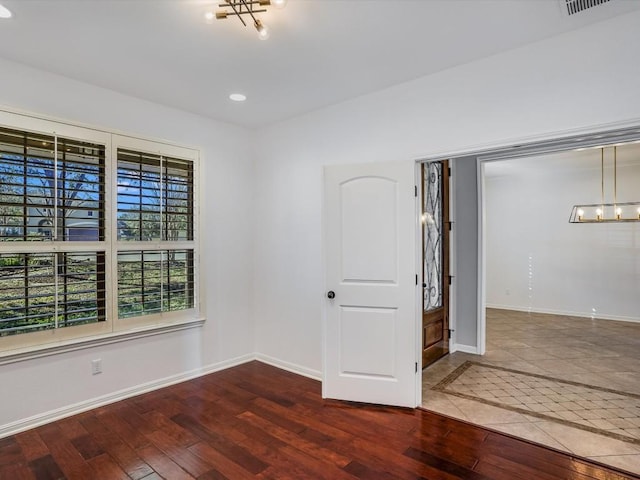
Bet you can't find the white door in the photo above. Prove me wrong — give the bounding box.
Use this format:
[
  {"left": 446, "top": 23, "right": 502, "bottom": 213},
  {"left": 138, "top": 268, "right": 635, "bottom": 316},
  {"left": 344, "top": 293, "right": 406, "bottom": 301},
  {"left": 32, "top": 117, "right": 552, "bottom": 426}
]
[{"left": 323, "top": 160, "right": 417, "bottom": 407}]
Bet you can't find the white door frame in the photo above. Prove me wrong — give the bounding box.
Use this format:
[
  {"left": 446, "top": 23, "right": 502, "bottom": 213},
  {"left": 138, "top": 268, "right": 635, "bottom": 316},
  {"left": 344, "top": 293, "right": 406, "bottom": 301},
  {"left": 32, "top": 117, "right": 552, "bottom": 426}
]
[
  {"left": 413, "top": 161, "right": 423, "bottom": 407},
  {"left": 320, "top": 119, "right": 640, "bottom": 410},
  {"left": 416, "top": 119, "right": 640, "bottom": 364}
]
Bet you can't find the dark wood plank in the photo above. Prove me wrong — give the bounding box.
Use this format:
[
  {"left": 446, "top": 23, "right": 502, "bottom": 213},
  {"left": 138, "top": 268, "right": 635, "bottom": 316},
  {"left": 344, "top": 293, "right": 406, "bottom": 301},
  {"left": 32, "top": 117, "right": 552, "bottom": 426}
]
[
  {"left": 96, "top": 410, "right": 151, "bottom": 450},
  {"left": 56, "top": 418, "right": 88, "bottom": 440},
  {"left": 137, "top": 444, "right": 195, "bottom": 480},
  {"left": 37, "top": 424, "right": 96, "bottom": 480},
  {"left": 145, "top": 429, "right": 213, "bottom": 477},
  {"left": 196, "top": 468, "right": 230, "bottom": 480},
  {"left": 241, "top": 405, "right": 453, "bottom": 480},
  {"left": 2, "top": 361, "right": 639, "bottom": 480},
  {"left": 172, "top": 413, "right": 268, "bottom": 475},
  {"left": 14, "top": 431, "right": 49, "bottom": 462},
  {"left": 405, "top": 446, "right": 489, "bottom": 480},
  {"left": 79, "top": 415, "right": 155, "bottom": 480},
  {"left": 86, "top": 453, "right": 130, "bottom": 480},
  {"left": 70, "top": 434, "right": 104, "bottom": 460},
  {"left": 187, "top": 442, "right": 257, "bottom": 480},
  {"left": 140, "top": 473, "right": 164, "bottom": 480},
  {"left": 0, "top": 436, "right": 25, "bottom": 467},
  {"left": 0, "top": 461, "right": 36, "bottom": 480},
  {"left": 236, "top": 410, "right": 351, "bottom": 469},
  {"left": 28, "top": 454, "right": 65, "bottom": 480}
]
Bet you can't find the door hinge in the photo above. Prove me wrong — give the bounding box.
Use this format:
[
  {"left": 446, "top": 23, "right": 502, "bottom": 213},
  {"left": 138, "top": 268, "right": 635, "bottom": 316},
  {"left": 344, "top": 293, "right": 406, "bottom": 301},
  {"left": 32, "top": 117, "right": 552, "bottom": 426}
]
[
  {"left": 414, "top": 185, "right": 418, "bottom": 197},
  {"left": 415, "top": 274, "right": 418, "bottom": 286},
  {"left": 448, "top": 221, "right": 454, "bottom": 231},
  {"left": 448, "top": 166, "right": 451, "bottom": 177},
  {"left": 448, "top": 275, "right": 455, "bottom": 285},
  {"left": 448, "top": 328, "right": 455, "bottom": 337},
  {"left": 415, "top": 362, "right": 418, "bottom": 373}
]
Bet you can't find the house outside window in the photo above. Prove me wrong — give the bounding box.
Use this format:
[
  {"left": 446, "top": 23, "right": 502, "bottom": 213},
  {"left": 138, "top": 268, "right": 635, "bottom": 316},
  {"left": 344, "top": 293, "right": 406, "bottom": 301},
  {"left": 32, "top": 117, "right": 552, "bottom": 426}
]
[{"left": 0, "top": 112, "right": 200, "bottom": 355}]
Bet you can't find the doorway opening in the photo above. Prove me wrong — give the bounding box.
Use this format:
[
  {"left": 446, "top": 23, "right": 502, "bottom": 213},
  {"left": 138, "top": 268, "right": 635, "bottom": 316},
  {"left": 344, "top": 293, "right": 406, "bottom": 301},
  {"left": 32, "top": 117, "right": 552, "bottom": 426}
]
[{"left": 420, "top": 125, "right": 640, "bottom": 475}]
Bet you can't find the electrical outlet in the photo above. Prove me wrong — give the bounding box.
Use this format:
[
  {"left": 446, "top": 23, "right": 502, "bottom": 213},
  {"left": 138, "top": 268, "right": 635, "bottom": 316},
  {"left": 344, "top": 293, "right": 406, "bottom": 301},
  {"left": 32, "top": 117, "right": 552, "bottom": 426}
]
[{"left": 91, "top": 359, "right": 102, "bottom": 375}]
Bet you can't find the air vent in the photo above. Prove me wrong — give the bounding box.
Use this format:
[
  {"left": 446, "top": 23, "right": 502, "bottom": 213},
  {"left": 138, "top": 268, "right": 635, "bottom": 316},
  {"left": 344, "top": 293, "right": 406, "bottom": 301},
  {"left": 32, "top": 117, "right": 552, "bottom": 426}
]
[{"left": 562, "top": 0, "right": 611, "bottom": 16}]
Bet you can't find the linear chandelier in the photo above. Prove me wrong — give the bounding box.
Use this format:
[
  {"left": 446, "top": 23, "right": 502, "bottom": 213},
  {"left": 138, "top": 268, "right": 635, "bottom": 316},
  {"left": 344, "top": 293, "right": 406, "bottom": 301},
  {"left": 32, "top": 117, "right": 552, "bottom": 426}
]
[
  {"left": 208, "top": 0, "right": 287, "bottom": 40},
  {"left": 569, "top": 145, "right": 640, "bottom": 223}
]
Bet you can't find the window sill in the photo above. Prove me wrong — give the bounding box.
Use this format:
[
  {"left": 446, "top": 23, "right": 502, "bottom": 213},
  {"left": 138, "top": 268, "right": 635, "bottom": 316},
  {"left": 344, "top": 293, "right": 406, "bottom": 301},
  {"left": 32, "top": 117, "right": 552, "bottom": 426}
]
[{"left": 0, "top": 318, "right": 206, "bottom": 366}]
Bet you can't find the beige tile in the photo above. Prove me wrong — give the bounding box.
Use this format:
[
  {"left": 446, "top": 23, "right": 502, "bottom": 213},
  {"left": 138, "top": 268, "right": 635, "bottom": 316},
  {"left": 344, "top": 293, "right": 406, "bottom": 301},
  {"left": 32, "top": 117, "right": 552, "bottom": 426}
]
[
  {"left": 533, "top": 359, "right": 591, "bottom": 374},
  {"left": 538, "top": 347, "right": 591, "bottom": 359},
  {"left": 484, "top": 422, "right": 569, "bottom": 451},
  {"left": 609, "top": 418, "right": 636, "bottom": 429},
  {"left": 588, "top": 418, "right": 619, "bottom": 430},
  {"left": 555, "top": 410, "right": 582, "bottom": 422},
  {"left": 483, "top": 360, "right": 547, "bottom": 375},
  {"left": 422, "top": 310, "right": 640, "bottom": 474},
  {"left": 482, "top": 350, "right": 522, "bottom": 362},
  {"left": 447, "top": 396, "right": 530, "bottom": 424},
  {"left": 572, "top": 358, "right": 625, "bottom": 373},
  {"left": 534, "top": 421, "right": 640, "bottom": 457},
  {"left": 508, "top": 348, "right": 557, "bottom": 361},
  {"left": 497, "top": 340, "right": 533, "bottom": 349},
  {"left": 623, "top": 428, "right": 640, "bottom": 439},
  {"left": 421, "top": 391, "right": 469, "bottom": 421}
]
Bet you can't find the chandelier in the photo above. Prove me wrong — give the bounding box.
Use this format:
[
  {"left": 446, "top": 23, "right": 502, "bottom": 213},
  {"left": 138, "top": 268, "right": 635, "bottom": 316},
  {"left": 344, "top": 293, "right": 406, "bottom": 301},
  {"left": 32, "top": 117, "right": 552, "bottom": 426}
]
[
  {"left": 208, "top": 0, "right": 287, "bottom": 40},
  {"left": 569, "top": 145, "right": 640, "bottom": 223}
]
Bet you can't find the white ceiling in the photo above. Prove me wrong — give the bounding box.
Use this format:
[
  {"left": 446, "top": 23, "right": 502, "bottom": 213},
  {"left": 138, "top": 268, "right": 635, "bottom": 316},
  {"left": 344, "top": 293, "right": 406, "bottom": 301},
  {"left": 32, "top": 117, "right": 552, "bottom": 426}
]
[{"left": 0, "top": 0, "right": 638, "bottom": 128}]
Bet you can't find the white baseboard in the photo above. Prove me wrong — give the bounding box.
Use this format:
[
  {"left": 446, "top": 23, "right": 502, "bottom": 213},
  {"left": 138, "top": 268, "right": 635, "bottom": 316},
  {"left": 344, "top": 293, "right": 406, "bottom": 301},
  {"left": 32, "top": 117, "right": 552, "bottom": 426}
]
[
  {"left": 254, "top": 353, "right": 322, "bottom": 381},
  {"left": 486, "top": 304, "right": 640, "bottom": 324},
  {"left": 0, "top": 353, "right": 254, "bottom": 439},
  {"left": 452, "top": 343, "right": 480, "bottom": 355},
  {"left": 1, "top": 352, "right": 324, "bottom": 439},
  {"left": 0, "top": 352, "right": 322, "bottom": 439}
]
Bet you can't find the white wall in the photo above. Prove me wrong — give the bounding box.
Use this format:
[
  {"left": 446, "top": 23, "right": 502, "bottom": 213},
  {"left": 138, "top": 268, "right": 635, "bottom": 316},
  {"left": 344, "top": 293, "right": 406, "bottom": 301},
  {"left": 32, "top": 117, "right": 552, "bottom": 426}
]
[
  {"left": 485, "top": 151, "right": 640, "bottom": 321},
  {"left": 2, "top": 7, "right": 640, "bottom": 430},
  {"left": 0, "top": 57, "right": 255, "bottom": 432},
  {"left": 253, "top": 11, "right": 640, "bottom": 372}
]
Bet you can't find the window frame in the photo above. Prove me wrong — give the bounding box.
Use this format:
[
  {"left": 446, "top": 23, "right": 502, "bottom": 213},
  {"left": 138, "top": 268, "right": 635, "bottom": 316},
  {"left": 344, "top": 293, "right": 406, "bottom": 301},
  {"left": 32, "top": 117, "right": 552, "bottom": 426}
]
[
  {"left": 111, "top": 135, "right": 199, "bottom": 331},
  {"left": 0, "top": 111, "right": 202, "bottom": 361}
]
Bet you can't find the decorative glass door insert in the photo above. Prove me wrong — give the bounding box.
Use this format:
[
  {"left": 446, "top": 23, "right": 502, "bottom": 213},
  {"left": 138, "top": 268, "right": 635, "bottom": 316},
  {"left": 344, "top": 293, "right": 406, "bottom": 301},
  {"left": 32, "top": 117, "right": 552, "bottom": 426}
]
[{"left": 423, "top": 162, "right": 443, "bottom": 312}]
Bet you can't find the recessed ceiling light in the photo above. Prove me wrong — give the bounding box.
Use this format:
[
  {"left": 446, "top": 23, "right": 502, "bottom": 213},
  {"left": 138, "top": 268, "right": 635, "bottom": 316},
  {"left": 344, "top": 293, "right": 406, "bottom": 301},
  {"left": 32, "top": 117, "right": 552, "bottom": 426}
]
[
  {"left": 229, "top": 93, "right": 247, "bottom": 102},
  {"left": 0, "top": 4, "right": 12, "bottom": 18}
]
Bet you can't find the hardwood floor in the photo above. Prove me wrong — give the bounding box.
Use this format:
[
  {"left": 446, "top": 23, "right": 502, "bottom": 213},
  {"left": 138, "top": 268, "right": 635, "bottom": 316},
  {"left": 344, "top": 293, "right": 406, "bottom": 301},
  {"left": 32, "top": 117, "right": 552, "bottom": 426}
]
[{"left": 2, "top": 361, "right": 639, "bottom": 480}]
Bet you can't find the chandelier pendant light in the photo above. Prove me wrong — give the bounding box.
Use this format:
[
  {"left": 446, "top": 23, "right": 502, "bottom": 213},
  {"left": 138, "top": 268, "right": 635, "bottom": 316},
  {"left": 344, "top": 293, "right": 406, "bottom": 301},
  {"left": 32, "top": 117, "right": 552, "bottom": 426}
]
[
  {"left": 213, "top": 0, "right": 287, "bottom": 40},
  {"left": 569, "top": 145, "right": 640, "bottom": 223}
]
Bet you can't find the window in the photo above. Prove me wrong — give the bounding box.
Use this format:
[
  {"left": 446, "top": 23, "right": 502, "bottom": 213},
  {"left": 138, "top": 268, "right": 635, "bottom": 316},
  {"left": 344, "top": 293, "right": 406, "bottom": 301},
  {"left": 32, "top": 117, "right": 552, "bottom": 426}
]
[
  {"left": 0, "top": 127, "right": 105, "bottom": 242},
  {"left": 0, "top": 114, "right": 199, "bottom": 355},
  {"left": 0, "top": 252, "right": 106, "bottom": 335},
  {"left": 115, "top": 142, "right": 196, "bottom": 326},
  {"left": 117, "top": 250, "right": 194, "bottom": 318}
]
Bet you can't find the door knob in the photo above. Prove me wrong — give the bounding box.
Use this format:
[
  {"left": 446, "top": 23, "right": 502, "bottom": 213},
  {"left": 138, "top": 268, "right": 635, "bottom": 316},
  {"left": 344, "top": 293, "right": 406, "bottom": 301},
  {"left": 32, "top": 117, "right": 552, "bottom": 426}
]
[{"left": 327, "top": 291, "right": 335, "bottom": 299}]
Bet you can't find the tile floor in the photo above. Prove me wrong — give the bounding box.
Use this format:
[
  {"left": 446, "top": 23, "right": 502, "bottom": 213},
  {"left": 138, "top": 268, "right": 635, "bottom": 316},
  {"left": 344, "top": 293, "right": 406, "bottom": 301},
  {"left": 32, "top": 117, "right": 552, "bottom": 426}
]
[{"left": 422, "top": 308, "right": 640, "bottom": 475}]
